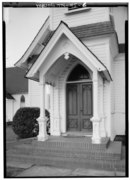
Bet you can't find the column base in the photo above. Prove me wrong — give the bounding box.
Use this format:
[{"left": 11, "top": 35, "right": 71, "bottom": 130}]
[
  {"left": 92, "top": 137, "right": 101, "bottom": 144},
  {"left": 37, "top": 117, "right": 48, "bottom": 142},
  {"left": 51, "top": 130, "right": 61, "bottom": 136},
  {"left": 37, "top": 135, "right": 48, "bottom": 141},
  {"left": 99, "top": 115, "right": 107, "bottom": 138},
  {"left": 91, "top": 116, "right": 101, "bottom": 144}
]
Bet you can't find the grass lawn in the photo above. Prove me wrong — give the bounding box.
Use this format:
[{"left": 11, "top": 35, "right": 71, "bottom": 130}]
[{"left": 6, "top": 125, "right": 18, "bottom": 142}]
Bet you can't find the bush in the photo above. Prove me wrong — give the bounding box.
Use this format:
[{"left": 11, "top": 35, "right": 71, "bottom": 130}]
[
  {"left": 45, "top": 109, "right": 50, "bottom": 135},
  {"left": 12, "top": 107, "right": 50, "bottom": 139},
  {"left": 12, "top": 107, "right": 40, "bottom": 139},
  {"left": 12, "top": 107, "right": 50, "bottom": 138}
]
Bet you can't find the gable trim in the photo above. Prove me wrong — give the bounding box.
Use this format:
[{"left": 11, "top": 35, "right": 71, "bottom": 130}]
[{"left": 26, "top": 21, "right": 111, "bottom": 81}]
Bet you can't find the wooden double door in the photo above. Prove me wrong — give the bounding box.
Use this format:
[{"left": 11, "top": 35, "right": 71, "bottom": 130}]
[{"left": 67, "top": 83, "right": 93, "bottom": 132}]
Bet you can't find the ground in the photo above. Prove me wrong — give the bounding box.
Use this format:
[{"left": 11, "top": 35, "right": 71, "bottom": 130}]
[{"left": 5, "top": 125, "right": 126, "bottom": 177}]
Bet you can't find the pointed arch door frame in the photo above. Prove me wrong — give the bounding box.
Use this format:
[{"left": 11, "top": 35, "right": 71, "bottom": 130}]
[{"left": 66, "top": 63, "right": 93, "bottom": 133}]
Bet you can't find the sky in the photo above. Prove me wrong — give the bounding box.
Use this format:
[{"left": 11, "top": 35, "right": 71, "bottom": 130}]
[{"left": 4, "top": 7, "right": 49, "bottom": 67}]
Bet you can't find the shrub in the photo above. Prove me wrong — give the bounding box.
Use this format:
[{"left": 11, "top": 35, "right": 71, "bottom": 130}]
[
  {"left": 12, "top": 107, "right": 40, "bottom": 139},
  {"left": 45, "top": 109, "right": 50, "bottom": 135},
  {"left": 12, "top": 107, "right": 50, "bottom": 139}
]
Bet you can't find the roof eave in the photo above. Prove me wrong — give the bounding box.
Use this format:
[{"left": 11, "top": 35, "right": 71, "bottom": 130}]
[
  {"left": 100, "top": 70, "right": 112, "bottom": 81},
  {"left": 15, "top": 16, "right": 50, "bottom": 69}
]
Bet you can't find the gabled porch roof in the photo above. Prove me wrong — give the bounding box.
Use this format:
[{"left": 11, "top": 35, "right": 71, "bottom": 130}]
[
  {"left": 15, "top": 19, "right": 115, "bottom": 71},
  {"left": 25, "top": 21, "right": 112, "bottom": 81}
]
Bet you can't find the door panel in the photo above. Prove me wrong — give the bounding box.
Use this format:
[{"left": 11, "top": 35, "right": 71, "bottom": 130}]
[
  {"left": 81, "top": 84, "right": 92, "bottom": 131},
  {"left": 67, "top": 84, "right": 79, "bottom": 131},
  {"left": 67, "top": 83, "right": 92, "bottom": 132}
]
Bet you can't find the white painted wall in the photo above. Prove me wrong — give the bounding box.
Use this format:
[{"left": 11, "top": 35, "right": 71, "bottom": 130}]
[
  {"left": 113, "top": 54, "right": 125, "bottom": 135},
  {"left": 50, "top": 7, "right": 110, "bottom": 30},
  {"left": 6, "top": 93, "right": 29, "bottom": 122},
  {"left": 28, "top": 79, "right": 50, "bottom": 111},
  {"left": 111, "top": 6, "right": 128, "bottom": 44},
  {"left": 6, "top": 99, "right": 14, "bottom": 122},
  {"left": 83, "top": 37, "right": 110, "bottom": 72}
]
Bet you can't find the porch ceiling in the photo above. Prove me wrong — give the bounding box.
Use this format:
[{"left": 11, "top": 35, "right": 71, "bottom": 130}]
[{"left": 45, "top": 54, "right": 85, "bottom": 84}]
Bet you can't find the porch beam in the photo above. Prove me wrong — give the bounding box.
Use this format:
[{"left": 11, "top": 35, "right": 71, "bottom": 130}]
[{"left": 37, "top": 77, "right": 48, "bottom": 141}]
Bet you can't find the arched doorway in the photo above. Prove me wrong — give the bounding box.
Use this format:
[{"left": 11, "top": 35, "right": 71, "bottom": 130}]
[{"left": 66, "top": 64, "right": 93, "bottom": 133}]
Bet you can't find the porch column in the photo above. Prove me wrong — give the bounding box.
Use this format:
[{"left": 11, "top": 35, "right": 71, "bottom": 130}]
[
  {"left": 91, "top": 71, "right": 101, "bottom": 144},
  {"left": 100, "top": 79, "right": 106, "bottom": 137},
  {"left": 37, "top": 77, "right": 48, "bottom": 141},
  {"left": 53, "top": 81, "right": 61, "bottom": 136},
  {"left": 50, "top": 84, "right": 54, "bottom": 135}
]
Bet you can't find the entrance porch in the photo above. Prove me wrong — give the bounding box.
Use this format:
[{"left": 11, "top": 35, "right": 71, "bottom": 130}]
[
  {"left": 37, "top": 53, "right": 109, "bottom": 143},
  {"left": 25, "top": 22, "right": 113, "bottom": 143}
]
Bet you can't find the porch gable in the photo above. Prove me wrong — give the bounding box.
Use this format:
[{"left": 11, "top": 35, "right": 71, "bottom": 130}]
[{"left": 26, "top": 21, "right": 112, "bottom": 82}]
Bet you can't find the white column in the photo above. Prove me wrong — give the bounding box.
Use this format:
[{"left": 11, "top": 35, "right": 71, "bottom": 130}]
[
  {"left": 53, "top": 81, "right": 61, "bottom": 136},
  {"left": 100, "top": 79, "right": 106, "bottom": 137},
  {"left": 50, "top": 84, "right": 54, "bottom": 135},
  {"left": 37, "top": 77, "right": 48, "bottom": 141},
  {"left": 91, "top": 71, "right": 101, "bottom": 144}
]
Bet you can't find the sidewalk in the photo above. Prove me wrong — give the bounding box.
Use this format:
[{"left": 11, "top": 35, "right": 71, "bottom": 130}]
[{"left": 6, "top": 161, "right": 125, "bottom": 177}]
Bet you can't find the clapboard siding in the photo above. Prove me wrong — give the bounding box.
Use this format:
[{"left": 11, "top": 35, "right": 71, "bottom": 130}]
[
  {"left": 51, "top": 8, "right": 110, "bottom": 30},
  {"left": 113, "top": 55, "right": 125, "bottom": 135},
  {"left": 83, "top": 39, "right": 110, "bottom": 71},
  {"left": 28, "top": 80, "right": 49, "bottom": 109},
  {"left": 6, "top": 93, "right": 30, "bottom": 122},
  {"left": 114, "top": 56, "right": 125, "bottom": 112},
  {"left": 115, "top": 55, "right": 125, "bottom": 135}
]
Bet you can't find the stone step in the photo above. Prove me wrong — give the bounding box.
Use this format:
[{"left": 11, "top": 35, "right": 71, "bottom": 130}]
[
  {"left": 8, "top": 141, "right": 121, "bottom": 161},
  {"left": 7, "top": 152, "right": 125, "bottom": 172}
]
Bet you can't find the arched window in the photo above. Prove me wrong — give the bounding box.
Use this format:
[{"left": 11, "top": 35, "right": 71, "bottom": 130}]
[
  {"left": 67, "top": 64, "right": 90, "bottom": 81},
  {"left": 20, "top": 95, "right": 25, "bottom": 107}
]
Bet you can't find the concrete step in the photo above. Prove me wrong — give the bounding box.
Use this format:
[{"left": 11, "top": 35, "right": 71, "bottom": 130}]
[
  {"left": 7, "top": 152, "right": 125, "bottom": 172},
  {"left": 7, "top": 141, "right": 122, "bottom": 161}
]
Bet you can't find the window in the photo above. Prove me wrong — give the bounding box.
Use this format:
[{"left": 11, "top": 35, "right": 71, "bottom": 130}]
[
  {"left": 65, "top": 6, "right": 91, "bottom": 15},
  {"left": 20, "top": 95, "right": 25, "bottom": 107},
  {"left": 67, "top": 64, "right": 90, "bottom": 81}
]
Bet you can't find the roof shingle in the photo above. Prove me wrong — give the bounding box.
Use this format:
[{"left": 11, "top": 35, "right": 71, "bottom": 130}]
[
  {"left": 71, "top": 21, "right": 115, "bottom": 38},
  {"left": 42, "top": 21, "right": 115, "bottom": 47},
  {"left": 6, "top": 67, "right": 28, "bottom": 94}
]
